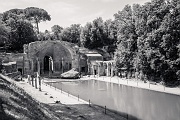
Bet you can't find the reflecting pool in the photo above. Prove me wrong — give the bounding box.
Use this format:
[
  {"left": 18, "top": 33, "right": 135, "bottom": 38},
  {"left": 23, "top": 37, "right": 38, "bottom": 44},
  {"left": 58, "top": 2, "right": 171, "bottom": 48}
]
[{"left": 48, "top": 79, "right": 180, "bottom": 120}]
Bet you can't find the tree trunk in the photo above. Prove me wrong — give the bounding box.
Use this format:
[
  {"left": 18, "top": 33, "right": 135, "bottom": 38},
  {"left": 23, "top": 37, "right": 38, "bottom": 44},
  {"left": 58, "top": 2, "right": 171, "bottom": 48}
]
[{"left": 36, "top": 22, "right": 39, "bottom": 34}]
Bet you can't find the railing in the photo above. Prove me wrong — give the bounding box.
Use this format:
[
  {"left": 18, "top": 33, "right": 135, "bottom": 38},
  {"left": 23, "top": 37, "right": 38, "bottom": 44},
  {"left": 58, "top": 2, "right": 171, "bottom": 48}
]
[{"left": 43, "top": 79, "right": 129, "bottom": 120}]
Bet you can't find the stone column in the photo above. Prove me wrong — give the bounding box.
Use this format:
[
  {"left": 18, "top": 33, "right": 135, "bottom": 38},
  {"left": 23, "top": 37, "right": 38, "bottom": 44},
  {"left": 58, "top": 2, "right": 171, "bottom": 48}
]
[
  {"left": 41, "top": 60, "right": 44, "bottom": 75},
  {"left": 37, "top": 58, "right": 40, "bottom": 75},
  {"left": 62, "top": 57, "right": 64, "bottom": 73},
  {"left": 52, "top": 59, "right": 54, "bottom": 73},
  {"left": 106, "top": 63, "right": 109, "bottom": 77},
  {"left": 68, "top": 62, "right": 71, "bottom": 70},
  {"left": 31, "top": 60, "right": 34, "bottom": 74},
  {"left": 28, "top": 75, "right": 31, "bottom": 85},
  {"left": 49, "top": 58, "right": 51, "bottom": 77},
  {"left": 103, "top": 62, "right": 105, "bottom": 76},
  {"left": 59, "top": 60, "right": 61, "bottom": 72},
  {"left": 35, "top": 75, "right": 37, "bottom": 89},
  {"left": 98, "top": 63, "right": 100, "bottom": 77},
  {"left": 92, "top": 65, "right": 95, "bottom": 76},
  {"left": 22, "top": 55, "right": 25, "bottom": 75},
  {"left": 111, "top": 63, "right": 114, "bottom": 77}
]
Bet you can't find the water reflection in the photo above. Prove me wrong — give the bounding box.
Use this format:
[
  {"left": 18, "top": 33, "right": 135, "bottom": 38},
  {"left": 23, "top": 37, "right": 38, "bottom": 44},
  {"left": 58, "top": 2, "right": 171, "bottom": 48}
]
[{"left": 49, "top": 80, "right": 180, "bottom": 120}]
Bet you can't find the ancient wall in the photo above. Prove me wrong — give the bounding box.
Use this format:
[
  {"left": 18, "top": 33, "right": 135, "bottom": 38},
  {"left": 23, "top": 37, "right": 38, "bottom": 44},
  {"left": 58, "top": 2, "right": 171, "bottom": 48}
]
[{"left": 23, "top": 40, "right": 79, "bottom": 75}]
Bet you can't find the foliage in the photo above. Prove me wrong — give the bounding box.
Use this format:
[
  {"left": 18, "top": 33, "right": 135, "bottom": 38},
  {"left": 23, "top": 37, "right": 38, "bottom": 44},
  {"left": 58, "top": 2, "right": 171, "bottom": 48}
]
[
  {"left": 24, "top": 7, "right": 51, "bottom": 33},
  {"left": 114, "top": 0, "right": 180, "bottom": 85},
  {"left": 51, "top": 25, "right": 63, "bottom": 40},
  {"left": 80, "top": 22, "right": 93, "bottom": 48},
  {"left": 9, "top": 20, "right": 37, "bottom": 52},
  {"left": 114, "top": 4, "right": 138, "bottom": 71},
  {"left": 0, "top": 24, "right": 10, "bottom": 47},
  {"left": 0, "top": 7, "right": 49, "bottom": 52},
  {"left": 61, "top": 24, "right": 81, "bottom": 44},
  {"left": 80, "top": 17, "right": 117, "bottom": 57}
]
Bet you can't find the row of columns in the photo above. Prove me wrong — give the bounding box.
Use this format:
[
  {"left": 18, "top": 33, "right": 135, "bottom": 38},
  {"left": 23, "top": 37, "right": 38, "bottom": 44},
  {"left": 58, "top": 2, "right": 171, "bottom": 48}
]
[
  {"left": 29, "top": 57, "right": 73, "bottom": 75},
  {"left": 91, "top": 61, "right": 115, "bottom": 77},
  {"left": 27, "top": 72, "right": 42, "bottom": 91}
]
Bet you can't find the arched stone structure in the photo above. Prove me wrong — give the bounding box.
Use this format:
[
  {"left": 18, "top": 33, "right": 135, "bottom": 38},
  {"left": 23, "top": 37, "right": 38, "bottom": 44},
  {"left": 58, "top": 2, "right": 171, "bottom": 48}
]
[{"left": 23, "top": 40, "right": 78, "bottom": 76}]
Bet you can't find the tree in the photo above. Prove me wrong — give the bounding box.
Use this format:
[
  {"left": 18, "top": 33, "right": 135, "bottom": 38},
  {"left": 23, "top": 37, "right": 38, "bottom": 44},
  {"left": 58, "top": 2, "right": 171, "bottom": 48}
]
[
  {"left": 81, "top": 17, "right": 106, "bottom": 49},
  {"left": 61, "top": 24, "right": 81, "bottom": 44},
  {"left": 9, "top": 20, "right": 37, "bottom": 52},
  {"left": 1, "top": 8, "right": 38, "bottom": 52},
  {"left": 80, "top": 18, "right": 118, "bottom": 58},
  {"left": 37, "top": 32, "right": 46, "bottom": 41},
  {"left": 114, "top": 5, "right": 138, "bottom": 72},
  {"left": 51, "top": 25, "right": 63, "bottom": 40},
  {"left": 44, "top": 30, "right": 52, "bottom": 40},
  {"left": 80, "top": 22, "right": 93, "bottom": 48},
  {"left": 24, "top": 7, "right": 51, "bottom": 34},
  {"left": 103, "top": 19, "right": 117, "bottom": 56},
  {"left": 2, "top": 9, "right": 24, "bottom": 23},
  {"left": 113, "top": 0, "right": 180, "bottom": 85},
  {"left": 90, "top": 17, "right": 105, "bottom": 48},
  {"left": 0, "top": 24, "right": 10, "bottom": 47}
]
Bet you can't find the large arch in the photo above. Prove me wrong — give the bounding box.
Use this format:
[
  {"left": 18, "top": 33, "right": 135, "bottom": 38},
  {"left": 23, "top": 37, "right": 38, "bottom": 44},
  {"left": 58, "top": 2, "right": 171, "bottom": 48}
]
[{"left": 23, "top": 41, "right": 79, "bottom": 75}]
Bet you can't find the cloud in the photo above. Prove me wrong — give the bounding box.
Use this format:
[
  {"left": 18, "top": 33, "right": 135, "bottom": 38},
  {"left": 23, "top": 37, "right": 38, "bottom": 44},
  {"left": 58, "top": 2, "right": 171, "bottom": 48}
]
[
  {"left": 0, "top": 1, "right": 19, "bottom": 12},
  {"left": 39, "top": 10, "right": 106, "bottom": 31},
  {"left": 1, "top": 0, "right": 151, "bottom": 32},
  {"left": 68, "top": 11, "right": 104, "bottom": 26},
  {"left": 38, "top": 1, "right": 81, "bottom": 30},
  {"left": 46, "top": 1, "right": 80, "bottom": 15}
]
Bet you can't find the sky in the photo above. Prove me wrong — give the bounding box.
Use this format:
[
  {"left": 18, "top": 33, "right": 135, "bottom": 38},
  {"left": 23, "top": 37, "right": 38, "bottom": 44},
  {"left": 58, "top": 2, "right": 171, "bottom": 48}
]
[{"left": 0, "top": 0, "right": 150, "bottom": 32}]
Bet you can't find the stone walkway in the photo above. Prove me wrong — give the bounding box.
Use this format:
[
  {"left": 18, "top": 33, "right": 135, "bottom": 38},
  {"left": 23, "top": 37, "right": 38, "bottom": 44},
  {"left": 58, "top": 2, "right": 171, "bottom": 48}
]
[{"left": 0, "top": 74, "right": 88, "bottom": 104}]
